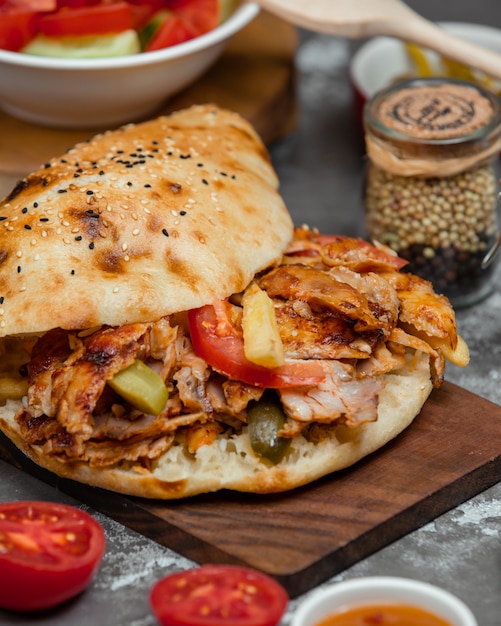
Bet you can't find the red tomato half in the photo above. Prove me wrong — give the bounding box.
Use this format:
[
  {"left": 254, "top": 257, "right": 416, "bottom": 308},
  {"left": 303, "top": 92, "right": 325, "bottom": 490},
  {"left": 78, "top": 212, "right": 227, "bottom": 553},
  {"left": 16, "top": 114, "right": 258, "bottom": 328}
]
[
  {"left": 0, "top": 500, "right": 105, "bottom": 612},
  {"left": 188, "top": 302, "right": 326, "bottom": 388},
  {"left": 36, "top": 2, "right": 134, "bottom": 37},
  {"left": 150, "top": 565, "right": 289, "bottom": 626},
  {"left": 0, "top": 10, "right": 37, "bottom": 51}
]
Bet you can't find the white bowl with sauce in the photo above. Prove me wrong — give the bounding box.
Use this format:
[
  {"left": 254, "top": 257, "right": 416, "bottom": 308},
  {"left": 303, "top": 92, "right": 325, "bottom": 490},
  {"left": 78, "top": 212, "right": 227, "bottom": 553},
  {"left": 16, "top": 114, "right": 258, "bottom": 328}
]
[
  {"left": 291, "top": 576, "right": 478, "bottom": 626},
  {"left": 0, "top": 2, "right": 259, "bottom": 130}
]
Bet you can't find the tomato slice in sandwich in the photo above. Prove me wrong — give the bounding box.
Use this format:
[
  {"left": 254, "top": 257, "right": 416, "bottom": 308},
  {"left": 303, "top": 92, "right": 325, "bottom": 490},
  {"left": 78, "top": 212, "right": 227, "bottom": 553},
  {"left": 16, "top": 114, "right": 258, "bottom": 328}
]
[{"left": 188, "top": 301, "right": 326, "bottom": 388}]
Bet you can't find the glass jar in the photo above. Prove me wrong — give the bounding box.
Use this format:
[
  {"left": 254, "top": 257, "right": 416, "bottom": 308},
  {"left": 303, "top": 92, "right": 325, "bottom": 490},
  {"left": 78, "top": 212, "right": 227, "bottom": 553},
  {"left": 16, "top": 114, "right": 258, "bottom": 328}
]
[{"left": 363, "top": 77, "right": 501, "bottom": 308}]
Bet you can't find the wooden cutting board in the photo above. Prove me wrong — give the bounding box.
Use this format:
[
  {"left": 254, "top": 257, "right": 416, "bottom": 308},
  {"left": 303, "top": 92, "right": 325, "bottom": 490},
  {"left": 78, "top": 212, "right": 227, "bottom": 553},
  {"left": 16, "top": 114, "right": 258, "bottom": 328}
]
[
  {"left": 0, "top": 11, "right": 297, "bottom": 177},
  {"left": 2, "top": 381, "right": 501, "bottom": 598}
]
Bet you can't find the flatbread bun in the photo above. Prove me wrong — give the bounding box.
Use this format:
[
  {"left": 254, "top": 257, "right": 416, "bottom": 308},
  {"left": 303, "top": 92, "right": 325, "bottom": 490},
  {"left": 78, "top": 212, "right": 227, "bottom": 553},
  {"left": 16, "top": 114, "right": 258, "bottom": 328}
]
[
  {"left": 0, "top": 104, "right": 293, "bottom": 337},
  {"left": 0, "top": 351, "right": 432, "bottom": 499}
]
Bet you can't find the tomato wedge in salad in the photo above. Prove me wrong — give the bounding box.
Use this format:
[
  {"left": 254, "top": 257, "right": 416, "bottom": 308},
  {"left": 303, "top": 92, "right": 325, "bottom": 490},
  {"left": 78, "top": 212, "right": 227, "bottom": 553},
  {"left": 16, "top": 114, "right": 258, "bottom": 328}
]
[
  {"left": 150, "top": 565, "right": 289, "bottom": 626},
  {"left": 0, "top": 10, "right": 37, "bottom": 51},
  {"left": 56, "top": 0, "right": 102, "bottom": 6},
  {"left": 128, "top": 0, "right": 167, "bottom": 29},
  {"left": 0, "top": 0, "right": 233, "bottom": 54},
  {"left": 143, "top": 0, "right": 220, "bottom": 51},
  {"left": 0, "top": 500, "right": 105, "bottom": 612},
  {"left": 37, "top": 2, "right": 135, "bottom": 37},
  {"left": 144, "top": 12, "right": 197, "bottom": 51},
  {"left": 1, "top": 0, "right": 54, "bottom": 9},
  {"left": 188, "top": 301, "right": 326, "bottom": 388},
  {"left": 167, "top": 0, "right": 219, "bottom": 35}
]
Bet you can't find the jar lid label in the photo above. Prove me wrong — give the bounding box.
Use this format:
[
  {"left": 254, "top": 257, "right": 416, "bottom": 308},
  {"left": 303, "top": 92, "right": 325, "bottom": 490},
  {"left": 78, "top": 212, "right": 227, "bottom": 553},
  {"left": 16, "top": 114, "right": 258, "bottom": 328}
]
[{"left": 375, "top": 82, "right": 493, "bottom": 140}]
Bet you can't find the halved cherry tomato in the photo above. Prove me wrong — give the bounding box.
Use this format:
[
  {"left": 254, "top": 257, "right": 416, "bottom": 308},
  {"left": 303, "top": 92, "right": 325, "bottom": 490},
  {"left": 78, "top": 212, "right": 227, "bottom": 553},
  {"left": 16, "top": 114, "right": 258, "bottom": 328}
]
[
  {"left": 145, "top": 12, "right": 197, "bottom": 51},
  {"left": 0, "top": 500, "right": 105, "bottom": 612},
  {"left": 150, "top": 565, "right": 289, "bottom": 626},
  {"left": 0, "top": 10, "right": 37, "bottom": 51},
  {"left": 167, "top": 0, "right": 219, "bottom": 35},
  {"left": 188, "top": 302, "right": 326, "bottom": 388},
  {"left": 36, "top": 2, "right": 135, "bottom": 37}
]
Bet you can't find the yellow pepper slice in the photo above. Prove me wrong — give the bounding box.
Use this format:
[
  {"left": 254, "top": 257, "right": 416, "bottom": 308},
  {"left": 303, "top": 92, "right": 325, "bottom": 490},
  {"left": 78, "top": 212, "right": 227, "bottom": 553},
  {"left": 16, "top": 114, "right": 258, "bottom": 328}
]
[{"left": 241, "top": 283, "right": 284, "bottom": 368}]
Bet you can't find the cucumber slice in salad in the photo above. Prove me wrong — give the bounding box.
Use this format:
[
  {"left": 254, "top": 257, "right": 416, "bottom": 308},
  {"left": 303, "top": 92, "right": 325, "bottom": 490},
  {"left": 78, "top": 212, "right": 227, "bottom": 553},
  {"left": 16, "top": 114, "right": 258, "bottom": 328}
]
[{"left": 22, "top": 30, "right": 141, "bottom": 59}]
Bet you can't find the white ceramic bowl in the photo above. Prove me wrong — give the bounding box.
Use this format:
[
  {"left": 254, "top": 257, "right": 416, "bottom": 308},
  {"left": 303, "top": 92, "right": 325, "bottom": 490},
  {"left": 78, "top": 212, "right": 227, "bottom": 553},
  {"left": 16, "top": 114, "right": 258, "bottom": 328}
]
[
  {"left": 349, "top": 22, "right": 501, "bottom": 126},
  {"left": 291, "top": 577, "right": 478, "bottom": 626},
  {"left": 0, "top": 3, "right": 259, "bottom": 129}
]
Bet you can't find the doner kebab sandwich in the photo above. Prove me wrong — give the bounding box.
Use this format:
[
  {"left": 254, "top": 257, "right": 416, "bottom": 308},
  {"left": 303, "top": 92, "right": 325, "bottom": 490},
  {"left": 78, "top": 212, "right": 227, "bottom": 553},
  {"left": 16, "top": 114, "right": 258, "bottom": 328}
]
[{"left": 0, "top": 104, "right": 469, "bottom": 499}]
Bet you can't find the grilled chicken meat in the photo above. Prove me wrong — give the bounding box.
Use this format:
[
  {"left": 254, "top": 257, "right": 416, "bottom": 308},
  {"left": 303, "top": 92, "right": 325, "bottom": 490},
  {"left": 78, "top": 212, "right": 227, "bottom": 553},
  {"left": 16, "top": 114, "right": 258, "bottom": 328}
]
[{"left": 11, "top": 229, "right": 462, "bottom": 469}]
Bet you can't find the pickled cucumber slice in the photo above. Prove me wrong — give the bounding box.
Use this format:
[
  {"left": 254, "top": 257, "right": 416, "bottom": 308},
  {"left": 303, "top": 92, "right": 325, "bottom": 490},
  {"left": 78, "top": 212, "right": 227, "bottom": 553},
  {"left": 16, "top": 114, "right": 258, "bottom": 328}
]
[
  {"left": 247, "top": 393, "right": 291, "bottom": 464},
  {"left": 108, "top": 359, "right": 168, "bottom": 416}
]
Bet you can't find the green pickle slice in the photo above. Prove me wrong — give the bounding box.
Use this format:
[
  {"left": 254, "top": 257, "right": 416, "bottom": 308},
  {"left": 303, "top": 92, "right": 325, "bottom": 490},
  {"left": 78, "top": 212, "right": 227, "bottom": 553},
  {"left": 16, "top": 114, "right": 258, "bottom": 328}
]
[
  {"left": 247, "top": 392, "right": 291, "bottom": 464},
  {"left": 108, "top": 359, "right": 168, "bottom": 416}
]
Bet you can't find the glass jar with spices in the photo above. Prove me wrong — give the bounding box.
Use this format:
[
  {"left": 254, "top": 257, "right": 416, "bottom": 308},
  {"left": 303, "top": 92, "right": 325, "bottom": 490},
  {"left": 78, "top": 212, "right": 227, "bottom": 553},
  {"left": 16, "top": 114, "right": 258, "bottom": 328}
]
[{"left": 363, "top": 77, "right": 501, "bottom": 308}]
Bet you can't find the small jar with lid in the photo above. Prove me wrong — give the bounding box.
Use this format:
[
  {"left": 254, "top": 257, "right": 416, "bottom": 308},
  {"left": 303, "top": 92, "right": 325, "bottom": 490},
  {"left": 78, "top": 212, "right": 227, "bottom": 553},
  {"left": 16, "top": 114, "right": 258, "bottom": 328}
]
[{"left": 363, "top": 77, "right": 501, "bottom": 308}]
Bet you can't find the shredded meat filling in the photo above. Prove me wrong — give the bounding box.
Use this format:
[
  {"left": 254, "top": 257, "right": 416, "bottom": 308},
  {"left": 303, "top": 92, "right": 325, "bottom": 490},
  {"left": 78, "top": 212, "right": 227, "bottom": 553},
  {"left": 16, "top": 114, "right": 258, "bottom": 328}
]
[
  {"left": 17, "top": 319, "right": 264, "bottom": 467},
  {"left": 13, "top": 229, "right": 457, "bottom": 469}
]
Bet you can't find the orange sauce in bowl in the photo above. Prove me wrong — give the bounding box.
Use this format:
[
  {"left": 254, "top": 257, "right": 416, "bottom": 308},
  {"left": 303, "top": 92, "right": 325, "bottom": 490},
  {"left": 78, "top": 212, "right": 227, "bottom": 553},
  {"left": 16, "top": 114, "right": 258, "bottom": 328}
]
[{"left": 315, "top": 603, "right": 453, "bottom": 626}]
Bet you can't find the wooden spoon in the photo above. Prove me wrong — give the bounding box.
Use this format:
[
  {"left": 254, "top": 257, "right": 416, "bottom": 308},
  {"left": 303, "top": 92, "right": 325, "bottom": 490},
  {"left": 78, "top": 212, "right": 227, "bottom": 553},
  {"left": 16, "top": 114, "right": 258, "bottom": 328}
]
[{"left": 252, "top": 0, "right": 501, "bottom": 79}]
